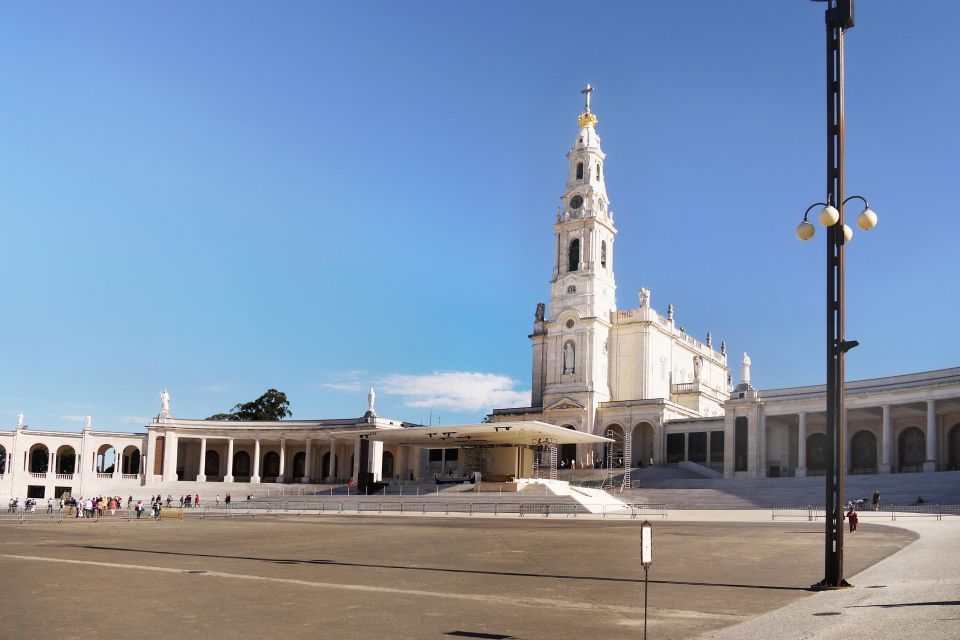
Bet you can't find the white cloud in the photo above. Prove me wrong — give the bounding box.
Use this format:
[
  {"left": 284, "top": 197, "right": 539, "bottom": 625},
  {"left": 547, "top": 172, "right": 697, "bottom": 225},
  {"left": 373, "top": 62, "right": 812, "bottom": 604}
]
[
  {"left": 377, "top": 372, "right": 529, "bottom": 412},
  {"left": 198, "top": 385, "right": 229, "bottom": 393},
  {"left": 60, "top": 415, "right": 88, "bottom": 423},
  {"left": 120, "top": 416, "right": 150, "bottom": 425},
  {"left": 314, "top": 370, "right": 370, "bottom": 394},
  {"left": 319, "top": 382, "right": 366, "bottom": 393}
]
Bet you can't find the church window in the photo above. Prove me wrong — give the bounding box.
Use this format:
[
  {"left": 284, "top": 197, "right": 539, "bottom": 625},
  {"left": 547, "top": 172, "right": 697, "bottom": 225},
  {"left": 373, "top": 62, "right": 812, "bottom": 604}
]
[
  {"left": 576, "top": 162, "right": 584, "bottom": 180},
  {"left": 597, "top": 163, "right": 602, "bottom": 179},
  {"left": 568, "top": 239, "right": 580, "bottom": 272},
  {"left": 565, "top": 319, "right": 575, "bottom": 328},
  {"left": 567, "top": 285, "right": 576, "bottom": 294},
  {"left": 600, "top": 241, "right": 607, "bottom": 269}
]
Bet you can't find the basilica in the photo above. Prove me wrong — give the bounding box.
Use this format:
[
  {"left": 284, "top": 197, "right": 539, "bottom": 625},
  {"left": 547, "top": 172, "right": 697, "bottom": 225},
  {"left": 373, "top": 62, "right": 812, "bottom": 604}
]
[
  {"left": 2, "top": 88, "right": 959, "bottom": 501},
  {"left": 489, "top": 85, "right": 960, "bottom": 481}
]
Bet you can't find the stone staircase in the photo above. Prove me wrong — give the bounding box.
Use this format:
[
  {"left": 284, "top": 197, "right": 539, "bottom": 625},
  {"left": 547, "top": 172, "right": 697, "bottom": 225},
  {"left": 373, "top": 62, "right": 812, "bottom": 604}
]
[{"left": 618, "top": 471, "right": 960, "bottom": 509}]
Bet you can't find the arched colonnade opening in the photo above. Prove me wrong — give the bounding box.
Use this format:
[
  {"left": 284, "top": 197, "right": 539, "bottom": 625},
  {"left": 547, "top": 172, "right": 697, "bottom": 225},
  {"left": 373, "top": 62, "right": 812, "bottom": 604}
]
[
  {"left": 29, "top": 444, "right": 49, "bottom": 473},
  {"left": 949, "top": 423, "right": 960, "bottom": 471},
  {"left": 55, "top": 445, "right": 77, "bottom": 474},
  {"left": 96, "top": 445, "right": 117, "bottom": 474}
]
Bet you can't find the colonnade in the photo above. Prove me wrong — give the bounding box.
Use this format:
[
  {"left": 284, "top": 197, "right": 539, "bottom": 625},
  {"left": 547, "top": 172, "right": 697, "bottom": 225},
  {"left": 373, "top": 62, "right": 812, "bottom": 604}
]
[{"left": 758, "top": 398, "right": 960, "bottom": 478}]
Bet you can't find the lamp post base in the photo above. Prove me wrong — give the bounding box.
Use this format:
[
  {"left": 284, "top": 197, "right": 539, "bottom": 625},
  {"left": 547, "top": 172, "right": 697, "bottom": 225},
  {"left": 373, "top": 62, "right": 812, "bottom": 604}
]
[{"left": 810, "top": 578, "right": 852, "bottom": 591}]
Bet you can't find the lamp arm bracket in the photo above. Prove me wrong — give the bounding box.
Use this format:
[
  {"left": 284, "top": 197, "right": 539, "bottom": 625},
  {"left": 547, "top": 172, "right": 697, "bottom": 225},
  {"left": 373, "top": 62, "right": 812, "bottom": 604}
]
[
  {"left": 842, "top": 195, "right": 870, "bottom": 209},
  {"left": 803, "top": 201, "right": 831, "bottom": 222}
]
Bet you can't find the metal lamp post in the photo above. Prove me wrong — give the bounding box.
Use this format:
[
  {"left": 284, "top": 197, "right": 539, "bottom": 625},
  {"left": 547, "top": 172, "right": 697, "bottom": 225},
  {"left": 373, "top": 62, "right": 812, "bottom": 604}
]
[{"left": 798, "top": 0, "right": 878, "bottom": 590}]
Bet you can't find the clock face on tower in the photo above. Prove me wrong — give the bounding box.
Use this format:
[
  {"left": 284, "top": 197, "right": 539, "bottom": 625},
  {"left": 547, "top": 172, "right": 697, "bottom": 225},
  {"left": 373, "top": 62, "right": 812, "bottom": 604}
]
[{"left": 569, "top": 195, "right": 584, "bottom": 210}]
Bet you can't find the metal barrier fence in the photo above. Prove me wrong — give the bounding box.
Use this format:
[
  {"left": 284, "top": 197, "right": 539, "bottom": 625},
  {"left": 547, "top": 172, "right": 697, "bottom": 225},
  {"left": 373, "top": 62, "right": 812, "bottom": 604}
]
[
  {"left": 184, "top": 501, "right": 668, "bottom": 519},
  {"left": 0, "top": 509, "right": 65, "bottom": 524},
  {"left": 771, "top": 504, "right": 960, "bottom": 521}
]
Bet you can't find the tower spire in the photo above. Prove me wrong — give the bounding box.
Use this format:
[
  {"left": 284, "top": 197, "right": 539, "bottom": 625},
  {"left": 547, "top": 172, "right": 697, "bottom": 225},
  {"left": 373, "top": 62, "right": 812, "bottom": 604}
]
[{"left": 578, "top": 83, "right": 598, "bottom": 128}]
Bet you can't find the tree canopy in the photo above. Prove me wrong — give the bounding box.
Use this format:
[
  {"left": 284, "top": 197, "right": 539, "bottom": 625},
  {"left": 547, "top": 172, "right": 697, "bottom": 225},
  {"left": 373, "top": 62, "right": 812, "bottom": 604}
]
[{"left": 206, "top": 388, "right": 292, "bottom": 421}]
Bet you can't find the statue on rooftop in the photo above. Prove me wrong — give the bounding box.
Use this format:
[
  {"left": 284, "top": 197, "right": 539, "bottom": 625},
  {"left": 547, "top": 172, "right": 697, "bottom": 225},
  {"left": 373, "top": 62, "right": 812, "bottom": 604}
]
[{"left": 160, "top": 388, "right": 171, "bottom": 417}]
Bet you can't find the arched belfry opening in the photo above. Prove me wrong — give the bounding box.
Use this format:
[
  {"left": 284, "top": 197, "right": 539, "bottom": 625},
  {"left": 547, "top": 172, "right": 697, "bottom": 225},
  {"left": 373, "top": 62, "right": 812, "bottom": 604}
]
[
  {"left": 568, "top": 239, "right": 580, "bottom": 272},
  {"left": 576, "top": 162, "right": 584, "bottom": 180}
]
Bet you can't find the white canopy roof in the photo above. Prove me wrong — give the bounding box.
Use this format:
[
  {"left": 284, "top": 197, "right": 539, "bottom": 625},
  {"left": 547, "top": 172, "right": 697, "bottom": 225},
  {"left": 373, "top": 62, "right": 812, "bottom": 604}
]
[{"left": 362, "top": 421, "right": 611, "bottom": 447}]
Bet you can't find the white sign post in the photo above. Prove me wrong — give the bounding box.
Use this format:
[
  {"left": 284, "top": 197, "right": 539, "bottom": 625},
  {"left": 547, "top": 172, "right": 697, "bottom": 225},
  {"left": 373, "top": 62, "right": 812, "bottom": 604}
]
[{"left": 641, "top": 520, "right": 653, "bottom": 640}]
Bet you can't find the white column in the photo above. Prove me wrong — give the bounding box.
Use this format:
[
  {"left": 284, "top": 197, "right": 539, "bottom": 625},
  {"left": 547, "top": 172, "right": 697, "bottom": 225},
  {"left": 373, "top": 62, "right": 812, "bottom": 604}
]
[
  {"left": 163, "top": 432, "right": 179, "bottom": 482},
  {"left": 352, "top": 437, "right": 360, "bottom": 483},
  {"left": 197, "top": 437, "right": 207, "bottom": 482},
  {"left": 924, "top": 400, "right": 938, "bottom": 472},
  {"left": 303, "top": 439, "right": 312, "bottom": 483},
  {"left": 112, "top": 447, "right": 120, "bottom": 478},
  {"left": 796, "top": 412, "right": 807, "bottom": 477},
  {"left": 225, "top": 438, "right": 235, "bottom": 482},
  {"left": 757, "top": 411, "right": 767, "bottom": 478},
  {"left": 880, "top": 405, "right": 892, "bottom": 473},
  {"left": 251, "top": 439, "right": 261, "bottom": 483},
  {"left": 146, "top": 431, "right": 158, "bottom": 482},
  {"left": 279, "top": 439, "right": 286, "bottom": 482},
  {"left": 396, "top": 445, "right": 407, "bottom": 482}
]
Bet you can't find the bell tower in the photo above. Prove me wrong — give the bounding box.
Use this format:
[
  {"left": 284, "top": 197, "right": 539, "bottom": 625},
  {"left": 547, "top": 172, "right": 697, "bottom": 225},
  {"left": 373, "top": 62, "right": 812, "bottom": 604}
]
[{"left": 531, "top": 84, "right": 617, "bottom": 419}]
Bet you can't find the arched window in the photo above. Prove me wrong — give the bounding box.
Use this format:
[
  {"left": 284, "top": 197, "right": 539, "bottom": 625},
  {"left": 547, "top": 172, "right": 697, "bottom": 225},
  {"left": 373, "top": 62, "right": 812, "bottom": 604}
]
[
  {"left": 567, "top": 285, "right": 576, "bottom": 294},
  {"left": 292, "top": 451, "right": 306, "bottom": 478},
  {"left": 204, "top": 450, "right": 220, "bottom": 477},
  {"left": 597, "top": 163, "right": 602, "bottom": 180},
  {"left": 601, "top": 241, "right": 607, "bottom": 269},
  {"left": 322, "top": 452, "right": 338, "bottom": 479},
  {"left": 850, "top": 430, "right": 877, "bottom": 473},
  {"left": 568, "top": 239, "right": 580, "bottom": 272},
  {"left": 233, "top": 451, "right": 251, "bottom": 478},
  {"left": 807, "top": 433, "right": 826, "bottom": 473},
  {"left": 263, "top": 452, "right": 280, "bottom": 478},
  {"left": 576, "top": 162, "right": 583, "bottom": 180},
  {"left": 898, "top": 427, "right": 925, "bottom": 472},
  {"left": 382, "top": 451, "right": 395, "bottom": 478},
  {"left": 948, "top": 423, "right": 960, "bottom": 471}
]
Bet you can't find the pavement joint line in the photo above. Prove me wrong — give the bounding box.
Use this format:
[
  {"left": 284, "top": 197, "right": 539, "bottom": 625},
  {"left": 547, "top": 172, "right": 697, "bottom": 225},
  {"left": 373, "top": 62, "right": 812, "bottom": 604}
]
[{"left": 1, "top": 552, "right": 743, "bottom": 619}]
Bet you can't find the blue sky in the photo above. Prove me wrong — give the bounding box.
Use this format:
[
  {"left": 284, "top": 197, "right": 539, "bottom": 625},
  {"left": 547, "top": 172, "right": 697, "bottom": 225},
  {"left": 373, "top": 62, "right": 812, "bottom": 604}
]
[{"left": 1, "top": 1, "right": 957, "bottom": 431}]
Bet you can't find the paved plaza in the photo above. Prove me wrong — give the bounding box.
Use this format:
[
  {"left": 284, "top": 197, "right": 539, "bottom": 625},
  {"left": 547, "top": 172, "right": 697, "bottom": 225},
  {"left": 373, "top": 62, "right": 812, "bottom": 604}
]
[{"left": 0, "top": 514, "right": 920, "bottom": 639}]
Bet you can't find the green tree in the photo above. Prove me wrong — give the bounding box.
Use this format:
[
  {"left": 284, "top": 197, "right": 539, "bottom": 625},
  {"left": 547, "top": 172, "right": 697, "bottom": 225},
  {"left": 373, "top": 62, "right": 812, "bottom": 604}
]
[{"left": 206, "top": 389, "right": 292, "bottom": 421}]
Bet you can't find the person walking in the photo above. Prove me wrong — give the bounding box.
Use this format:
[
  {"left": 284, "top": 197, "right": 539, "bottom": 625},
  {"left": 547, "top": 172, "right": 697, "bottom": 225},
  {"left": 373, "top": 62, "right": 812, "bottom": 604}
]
[
  {"left": 872, "top": 489, "right": 880, "bottom": 511},
  {"left": 46, "top": 498, "right": 53, "bottom": 514},
  {"left": 847, "top": 506, "right": 859, "bottom": 533}
]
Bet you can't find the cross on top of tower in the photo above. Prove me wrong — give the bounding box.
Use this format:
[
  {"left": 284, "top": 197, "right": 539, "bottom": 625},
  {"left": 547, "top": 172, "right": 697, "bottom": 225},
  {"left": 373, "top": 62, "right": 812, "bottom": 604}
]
[
  {"left": 578, "top": 83, "right": 598, "bottom": 128},
  {"left": 581, "top": 83, "right": 594, "bottom": 112}
]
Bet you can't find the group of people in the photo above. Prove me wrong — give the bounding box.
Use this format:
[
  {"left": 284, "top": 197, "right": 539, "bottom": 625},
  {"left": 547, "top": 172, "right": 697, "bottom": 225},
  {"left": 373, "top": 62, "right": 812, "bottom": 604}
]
[
  {"left": 69, "top": 495, "right": 126, "bottom": 518},
  {"left": 7, "top": 497, "right": 42, "bottom": 512}
]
